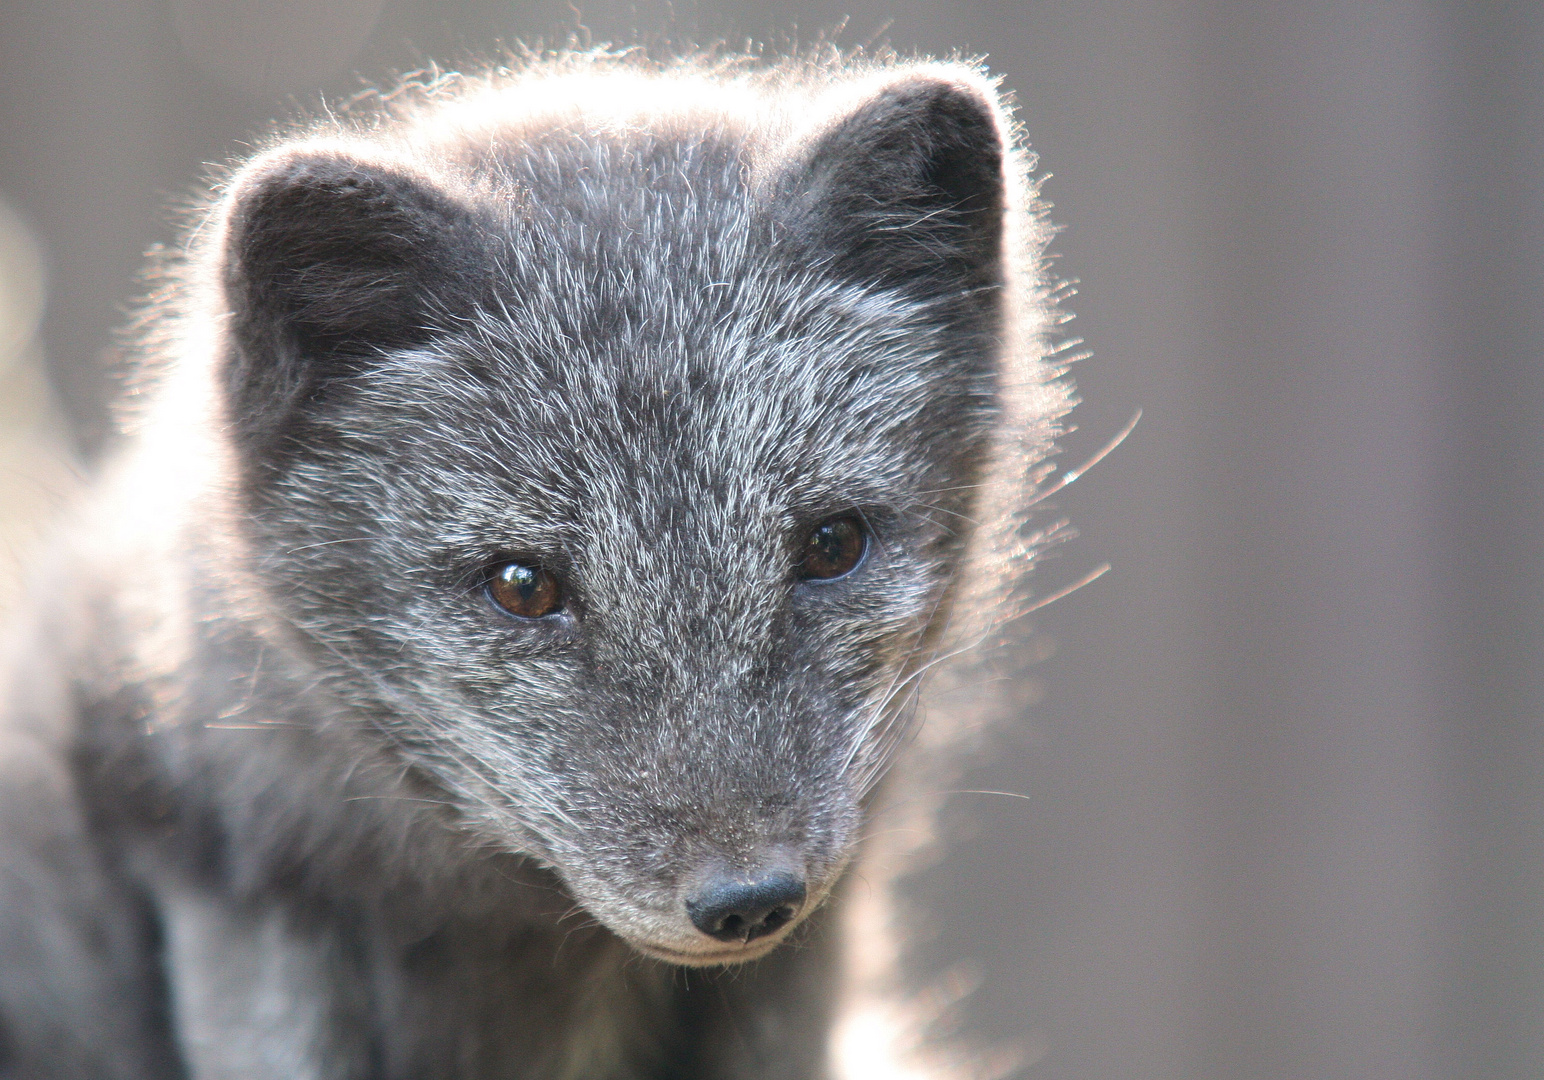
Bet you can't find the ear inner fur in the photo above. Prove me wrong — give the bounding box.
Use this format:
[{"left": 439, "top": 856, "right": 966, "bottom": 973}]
[
  {"left": 220, "top": 151, "right": 489, "bottom": 457},
  {"left": 778, "top": 73, "right": 1009, "bottom": 300}
]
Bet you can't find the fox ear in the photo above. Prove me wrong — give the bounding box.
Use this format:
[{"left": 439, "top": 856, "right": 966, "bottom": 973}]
[
  {"left": 220, "top": 149, "right": 488, "bottom": 448},
  {"left": 779, "top": 71, "right": 1010, "bottom": 299}
]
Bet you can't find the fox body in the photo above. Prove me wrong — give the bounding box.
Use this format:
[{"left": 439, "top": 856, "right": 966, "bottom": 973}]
[{"left": 0, "top": 54, "right": 1068, "bottom": 1079}]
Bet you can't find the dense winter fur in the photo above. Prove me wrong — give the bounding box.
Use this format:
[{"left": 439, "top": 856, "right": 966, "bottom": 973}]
[{"left": 0, "top": 52, "right": 1069, "bottom": 1079}]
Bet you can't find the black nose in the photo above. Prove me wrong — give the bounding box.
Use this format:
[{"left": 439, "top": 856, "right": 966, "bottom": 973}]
[{"left": 686, "top": 872, "right": 807, "bottom": 943}]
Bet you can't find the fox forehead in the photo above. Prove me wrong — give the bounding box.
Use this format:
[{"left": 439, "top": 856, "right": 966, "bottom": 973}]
[{"left": 326, "top": 247, "right": 975, "bottom": 514}]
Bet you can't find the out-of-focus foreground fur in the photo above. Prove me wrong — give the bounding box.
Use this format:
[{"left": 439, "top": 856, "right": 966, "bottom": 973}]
[{"left": 0, "top": 49, "right": 1071, "bottom": 1079}]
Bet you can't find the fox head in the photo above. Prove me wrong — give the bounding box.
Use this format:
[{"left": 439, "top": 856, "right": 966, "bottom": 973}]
[{"left": 208, "top": 59, "right": 1058, "bottom": 964}]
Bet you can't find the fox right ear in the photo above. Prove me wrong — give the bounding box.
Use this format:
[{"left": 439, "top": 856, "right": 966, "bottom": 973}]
[
  {"left": 777, "top": 70, "right": 1011, "bottom": 302},
  {"left": 220, "top": 149, "right": 488, "bottom": 450}
]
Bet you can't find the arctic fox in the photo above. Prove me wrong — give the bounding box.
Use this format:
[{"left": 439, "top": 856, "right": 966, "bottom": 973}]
[{"left": 0, "top": 51, "right": 1070, "bottom": 1079}]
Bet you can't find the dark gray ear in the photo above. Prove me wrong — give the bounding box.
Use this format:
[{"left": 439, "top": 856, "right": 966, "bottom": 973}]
[
  {"left": 220, "top": 150, "right": 488, "bottom": 451},
  {"left": 779, "top": 73, "right": 1009, "bottom": 300}
]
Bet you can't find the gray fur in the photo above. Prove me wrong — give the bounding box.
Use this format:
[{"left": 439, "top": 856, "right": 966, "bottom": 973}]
[{"left": 0, "top": 51, "right": 1069, "bottom": 1079}]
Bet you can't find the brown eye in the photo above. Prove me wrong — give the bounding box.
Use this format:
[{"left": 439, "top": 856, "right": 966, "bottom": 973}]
[
  {"left": 487, "top": 561, "right": 563, "bottom": 619},
  {"left": 799, "top": 516, "right": 868, "bottom": 581}
]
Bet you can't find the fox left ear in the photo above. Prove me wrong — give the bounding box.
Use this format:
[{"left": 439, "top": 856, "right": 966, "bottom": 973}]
[
  {"left": 777, "top": 70, "right": 1010, "bottom": 300},
  {"left": 217, "top": 148, "right": 491, "bottom": 461}
]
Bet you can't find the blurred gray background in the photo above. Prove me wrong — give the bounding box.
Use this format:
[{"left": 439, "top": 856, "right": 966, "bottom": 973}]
[{"left": 0, "top": 1, "right": 1540, "bottom": 1077}]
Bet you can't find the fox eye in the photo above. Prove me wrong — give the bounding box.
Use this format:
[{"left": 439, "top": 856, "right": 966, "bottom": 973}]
[
  {"left": 487, "top": 561, "right": 563, "bottom": 619},
  {"left": 799, "top": 516, "right": 868, "bottom": 581}
]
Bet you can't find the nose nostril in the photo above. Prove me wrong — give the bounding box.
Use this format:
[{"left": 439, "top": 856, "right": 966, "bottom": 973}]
[
  {"left": 761, "top": 904, "right": 794, "bottom": 934},
  {"left": 686, "top": 871, "right": 807, "bottom": 944}
]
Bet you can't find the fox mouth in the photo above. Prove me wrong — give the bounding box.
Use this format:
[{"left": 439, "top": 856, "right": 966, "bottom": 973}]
[{"left": 630, "top": 933, "right": 791, "bottom": 967}]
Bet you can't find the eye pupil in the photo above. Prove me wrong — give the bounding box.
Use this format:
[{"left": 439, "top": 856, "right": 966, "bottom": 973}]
[
  {"left": 488, "top": 561, "right": 563, "bottom": 618},
  {"left": 800, "top": 516, "right": 867, "bottom": 581}
]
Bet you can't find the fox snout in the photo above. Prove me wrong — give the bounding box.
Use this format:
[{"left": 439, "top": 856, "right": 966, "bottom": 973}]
[
  {"left": 682, "top": 843, "right": 810, "bottom": 947},
  {"left": 687, "top": 871, "right": 807, "bottom": 943},
  {"left": 631, "top": 858, "right": 820, "bottom": 964}
]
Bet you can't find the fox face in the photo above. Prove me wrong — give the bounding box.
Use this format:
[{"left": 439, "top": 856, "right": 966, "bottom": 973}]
[{"left": 214, "top": 65, "right": 1021, "bottom": 963}]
